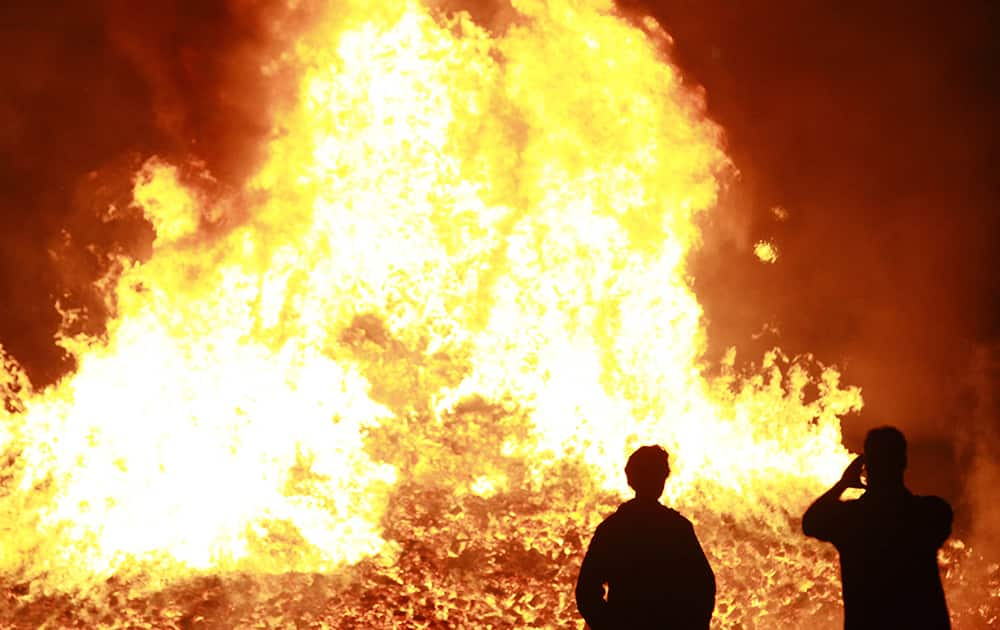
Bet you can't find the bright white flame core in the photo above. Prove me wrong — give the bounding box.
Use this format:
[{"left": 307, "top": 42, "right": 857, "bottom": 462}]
[{"left": 0, "top": 0, "right": 861, "bottom": 608}]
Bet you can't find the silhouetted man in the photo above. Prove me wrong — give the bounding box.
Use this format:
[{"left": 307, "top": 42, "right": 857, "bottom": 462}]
[
  {"left": 802, "top": 426, "right": 952, "bottom": 629},
  {"left": 576, "top": 445, "right": 715, "bottom": 629}
]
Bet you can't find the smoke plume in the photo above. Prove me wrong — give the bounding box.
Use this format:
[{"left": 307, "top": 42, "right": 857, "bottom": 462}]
[
  {"left": 622, "top": 0, "right": 1000, "bottom": 536},
  {"left": 0, "top": 0, "right": 304, "bottom": 383}
]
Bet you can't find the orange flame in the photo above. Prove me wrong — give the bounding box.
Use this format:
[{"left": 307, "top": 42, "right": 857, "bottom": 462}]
[{"left": 1, "top": 1, "right": 994, "bottom": 627}]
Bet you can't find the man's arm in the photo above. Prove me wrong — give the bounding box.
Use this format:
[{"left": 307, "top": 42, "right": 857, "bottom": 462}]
[
  {"left": 575, "top": 526, "right": 610, "bottom": 630},
  {"left": 683, "top": 520, "right": 716, "bottom": 627},
  {"left": 802, "top": 455, "right": 864, "bottom": 543},
  {"left": 922, "top": 496, "right": 953, "bottom": 550}
]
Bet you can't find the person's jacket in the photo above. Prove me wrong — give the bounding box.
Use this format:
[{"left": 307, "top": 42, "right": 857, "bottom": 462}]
[
  {"left": 576, "top": 498, "right": 716, "bottom": 629},
  {"left": 803, "top": 488, "right": 952, "bottom": 629}
]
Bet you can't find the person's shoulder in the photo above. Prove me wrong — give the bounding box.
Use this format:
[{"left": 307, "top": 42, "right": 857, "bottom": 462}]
[
  {"left": 596, "top": 502, "right": 632, "bottom": 529},
  {"left": 658, "top": 505, "right": 697, "bottom": 529},
  {"left": 603, "top": 500, "right": 685, "bottom": 523},
  {"left": 910, "top": 493, "right": 950, "bottom": 510},
  {"left": 839, "top": 497, "right": 864, "bottom": 509},
  {"left": 831, "top": 496, "right": 864, "bottom": 519},
  {"left": 912, "top": 494, "right": 953, "bottom": 520},
  {"left": 663, "top": 505, "right": 688, "bottom": 519}
]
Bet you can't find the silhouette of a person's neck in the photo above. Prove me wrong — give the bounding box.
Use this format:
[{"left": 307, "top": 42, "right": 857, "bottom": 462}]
[{"left": 633, "top": 484, "right": 665, "bottom": 503}]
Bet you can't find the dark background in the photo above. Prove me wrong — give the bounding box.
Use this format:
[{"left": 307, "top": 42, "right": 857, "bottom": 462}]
[
  {"left": 0, "top": 1, "right": 997, "bottom": 545},
  {"left": 623, "top": 1, "right": 1000, "bottom": 548}
]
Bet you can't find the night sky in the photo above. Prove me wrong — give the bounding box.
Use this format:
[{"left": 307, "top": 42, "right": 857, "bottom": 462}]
[{"left": 1, "top": 1, "right": 997, "bottom": 545}]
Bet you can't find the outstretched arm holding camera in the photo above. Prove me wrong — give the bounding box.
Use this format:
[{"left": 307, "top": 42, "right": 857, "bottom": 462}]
[{"left": 802, "top": 455, "right": 864, "bottom": 543}]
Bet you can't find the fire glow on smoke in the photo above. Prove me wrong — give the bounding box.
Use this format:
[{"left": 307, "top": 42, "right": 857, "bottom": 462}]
[{"left": 1, "top": 1, "right": 996, "bottom": 627}]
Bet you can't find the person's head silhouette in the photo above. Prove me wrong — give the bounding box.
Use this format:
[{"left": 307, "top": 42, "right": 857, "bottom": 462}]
[
  {"left": 863, "top": 426, "right": 907, "bottom": 489},
  {"left": 625, "top": 445, "right": 671, "bottom": 501}
]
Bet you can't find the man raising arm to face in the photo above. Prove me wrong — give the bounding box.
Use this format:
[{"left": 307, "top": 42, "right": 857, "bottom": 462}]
[{"left": 803, "top": 426, "right": 952, "bottom": 630}]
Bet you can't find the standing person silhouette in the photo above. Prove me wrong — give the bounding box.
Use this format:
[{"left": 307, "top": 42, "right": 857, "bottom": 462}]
[
  {"left": 803, "top": 426, "right": 953, "bottom": 629},
  {"left": 576, "top": 445, "right": 715, "bottom": 629}
]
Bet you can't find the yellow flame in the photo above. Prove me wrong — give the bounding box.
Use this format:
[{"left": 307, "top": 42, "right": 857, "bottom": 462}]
[
  {"left": 754, "top": 240, "right": 778, "bottom": 263},
  {"left": 4, "top": 0, "right": 955, "bottom": 626}
]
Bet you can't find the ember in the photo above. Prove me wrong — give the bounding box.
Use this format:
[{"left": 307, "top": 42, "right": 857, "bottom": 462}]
[{"left": 1, "top": 1, "right": 997, "bottom": 628}]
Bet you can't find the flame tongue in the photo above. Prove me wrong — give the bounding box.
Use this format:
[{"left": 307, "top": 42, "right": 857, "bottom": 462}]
[
  {"left": 1, "top": 0, "right": 842, "bottom": 600},
  {"left": 5, "top": 1, "right": 991, "bottom": 628}
]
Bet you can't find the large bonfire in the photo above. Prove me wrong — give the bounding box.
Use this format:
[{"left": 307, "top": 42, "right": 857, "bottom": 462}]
[{"left": 1, "top": 1, "right": 996, "bottom": 627}]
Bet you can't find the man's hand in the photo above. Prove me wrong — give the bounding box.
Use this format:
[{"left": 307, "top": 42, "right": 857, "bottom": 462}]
[{"left": 839, "top": 455, "right": 866, "bottom": 489}]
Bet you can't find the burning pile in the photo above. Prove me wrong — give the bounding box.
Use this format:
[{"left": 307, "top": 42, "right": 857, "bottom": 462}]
[{"left": 1, "top": 0, "right": 996, "bottom": 627}]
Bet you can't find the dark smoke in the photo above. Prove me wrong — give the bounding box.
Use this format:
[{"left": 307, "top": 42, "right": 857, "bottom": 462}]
[
  {"left": 621, "top": 0, "right": 1000, "bottom": 537},
  {"left": 1, "top": 1, "right": 997, "bottom": 540},
  {"left": 956, "top": 343, "right": 1000, "bottom": 557},
  {"left": 0, "top": 0, "right": 303, "bottom": 384}
]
